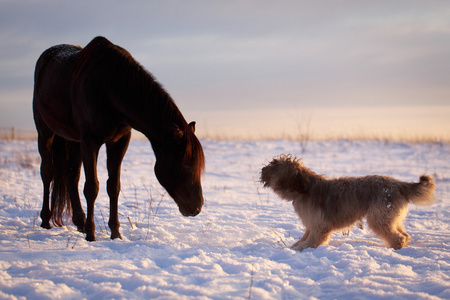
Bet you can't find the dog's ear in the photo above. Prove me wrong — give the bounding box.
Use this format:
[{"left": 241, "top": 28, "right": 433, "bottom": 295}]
[{"left": 291, "top": 169, "right": 310, "bottom": 194}]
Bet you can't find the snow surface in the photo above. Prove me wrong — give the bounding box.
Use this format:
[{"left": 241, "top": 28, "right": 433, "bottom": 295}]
[{"left": 0, "top": 139, "right": 449, "bottom": 299}]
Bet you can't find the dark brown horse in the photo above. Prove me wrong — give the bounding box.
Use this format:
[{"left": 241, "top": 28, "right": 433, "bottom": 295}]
[{"left": 33, "top": 36, "right": 205, "bottom": 241}]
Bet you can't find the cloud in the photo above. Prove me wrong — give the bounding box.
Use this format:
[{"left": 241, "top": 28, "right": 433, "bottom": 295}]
[{"left": 1, "top": 0, "right": 450, "bottom": 130}]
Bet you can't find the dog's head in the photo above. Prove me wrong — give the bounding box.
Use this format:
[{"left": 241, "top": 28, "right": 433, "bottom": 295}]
[{"left": 260, "top": 155, "right": 312, "bottom": 199}]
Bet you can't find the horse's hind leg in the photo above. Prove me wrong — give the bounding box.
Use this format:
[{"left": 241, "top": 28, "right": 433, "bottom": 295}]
[
  {"left": 81, "top": 139, "right": 101, "bottom": 241},
  {"left": 37, "top": 132, "right": 54, "bottom": 229},
  {"left": 106, "top": 132, "right": 131, "bottom": 240},
  {"left": 66, "top": 141, "right": 85, "bottom": 231}
]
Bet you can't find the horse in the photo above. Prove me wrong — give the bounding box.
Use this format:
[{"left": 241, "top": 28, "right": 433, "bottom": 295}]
[{"left": 33, "top": 36, "right": 205, "bottom": 241}]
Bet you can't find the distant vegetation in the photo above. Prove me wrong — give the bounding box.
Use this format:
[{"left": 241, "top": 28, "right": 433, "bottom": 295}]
[
  {"left": 0, "top": 128, "right": 37, "bottom": 141},
  {"left": 1, "top": 127, "right": 448, "bottom": 143}
]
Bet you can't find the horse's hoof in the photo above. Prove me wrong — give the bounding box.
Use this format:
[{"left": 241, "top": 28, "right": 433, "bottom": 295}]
[
  {"left": 73, "top": 214, "right": 86, "bottom": 232},
  {"left": 40, "top": 222, "right": 51, "bottom": 229},
  {"left": 110, "top": 232, "right": 122, "bottom": 240},
  {"left": 85, "top": 234, "right": 96, "bottom": 242}
]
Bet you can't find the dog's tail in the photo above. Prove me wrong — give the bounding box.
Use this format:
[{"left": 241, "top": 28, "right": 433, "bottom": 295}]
[{"left": 404, "top": 175, "right": 436, "bottom": 206}]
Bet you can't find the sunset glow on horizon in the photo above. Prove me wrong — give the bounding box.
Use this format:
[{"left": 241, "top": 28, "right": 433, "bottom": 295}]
[{"left": 181, "top": 104, "right": 450, "bottom": 141}]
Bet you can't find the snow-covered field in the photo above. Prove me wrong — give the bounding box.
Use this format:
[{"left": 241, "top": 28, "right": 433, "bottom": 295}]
[{"left": 0, "top": 139, "right": 449, "bottom": 299}]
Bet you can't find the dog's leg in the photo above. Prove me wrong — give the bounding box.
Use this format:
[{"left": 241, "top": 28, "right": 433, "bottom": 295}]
[
  {"left": 396, "top": 206, "right": 411, "bottom": 246},
  {"left": 291, "top": 229, "right": 310, "bottom": 249},
  {"left": 300, "top": 229, "right": 310, "bottom": 242},
  {"left": 292, "top": 227, "right": 332, "bottom": 251},
  {"left": 396, "top": 224, "right": 411, "bottom": 245},
  {"left": 291, "top": 240, "right": 302, "bottom": 249},
  {"left": 367, "top": 207, "right": 410, "bottom": 250}
]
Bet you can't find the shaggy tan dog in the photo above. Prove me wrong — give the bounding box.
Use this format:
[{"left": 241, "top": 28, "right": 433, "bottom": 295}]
[{"left": 260, "top": 155, "right": 436, "bottom": 251}]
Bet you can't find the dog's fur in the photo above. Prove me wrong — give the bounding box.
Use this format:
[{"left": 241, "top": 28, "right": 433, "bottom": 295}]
[{"left": 260, "top": 155, "right": 436, "bottom": 251}]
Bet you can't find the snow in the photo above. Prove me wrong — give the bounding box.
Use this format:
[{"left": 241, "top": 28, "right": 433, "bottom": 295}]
[
  {"left": 0, "top": 139, "right": 449, "bottom": 299},
  {"left": 52, "top": 44, "right": 82, "bottom": 62}
]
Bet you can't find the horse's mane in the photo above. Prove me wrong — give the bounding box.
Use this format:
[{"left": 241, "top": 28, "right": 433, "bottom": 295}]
[
  {"left": 72, "top": 37, "right": 173, "bottom": 120},
  {"left": 185, "top": 126, "right": 206, "bottom": 180},
  {"left": 72, "top": 36, "right": 205, "bottom": 175}
]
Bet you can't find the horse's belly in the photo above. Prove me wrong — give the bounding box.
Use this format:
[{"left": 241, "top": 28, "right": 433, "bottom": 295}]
[{"left": 46, "top": 114, "right": 80, "bottom": 142}]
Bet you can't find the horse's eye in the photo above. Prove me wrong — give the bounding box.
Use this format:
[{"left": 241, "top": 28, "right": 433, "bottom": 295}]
[{"left": 182, "top": 164, "right": 194, "bottom": 172}]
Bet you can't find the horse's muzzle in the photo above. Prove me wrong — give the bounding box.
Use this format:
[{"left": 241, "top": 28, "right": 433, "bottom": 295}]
[{"left": 179, "top": 206, "right": 202, "bottom": 217}]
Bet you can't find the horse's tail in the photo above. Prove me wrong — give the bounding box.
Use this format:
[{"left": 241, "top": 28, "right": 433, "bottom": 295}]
[
  {"left": 50, "top": 135, "right": 72, "bottom": 226},
  {"left": 402, "top": 175, "right": 436, "bottom": 206}
]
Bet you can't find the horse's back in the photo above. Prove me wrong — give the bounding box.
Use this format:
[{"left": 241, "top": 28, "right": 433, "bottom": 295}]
[
  {"left": 33, "top": 44, "right": 83, "bottom": 140},
  {"left": 35, "top": 44, "right": 82, "bottom": 82}
]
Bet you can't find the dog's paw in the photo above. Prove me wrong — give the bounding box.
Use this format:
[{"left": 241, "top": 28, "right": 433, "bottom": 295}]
[
  {"left": 291, "top": 242, "right": 307, "bottom": 251},
  {"left": 390, "top": 235, "right": 410, "bottom": 250}
]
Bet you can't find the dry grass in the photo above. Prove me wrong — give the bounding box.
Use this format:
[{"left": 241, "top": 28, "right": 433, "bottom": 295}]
[
  {"left": 2, "top": 127, "right": 448, "bottom": 143},
  {"left": 0, "top": 128, "right": 37, "bottom": 141},
  {"left": 198, "top": 131, "right": 450, "bottom": 143}
]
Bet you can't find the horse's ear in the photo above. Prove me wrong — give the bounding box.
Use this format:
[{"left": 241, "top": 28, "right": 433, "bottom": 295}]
[{"left": 189, "top": 121, "right": 196, "bottom": 133}]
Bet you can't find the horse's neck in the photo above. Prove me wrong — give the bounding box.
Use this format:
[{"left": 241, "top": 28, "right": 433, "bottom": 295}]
[
  {"left": 110, "top": 66, "right": 186, "bottom": 149},
  {"left": 120, "top": 93, "right": 184, "bottom": 150}
]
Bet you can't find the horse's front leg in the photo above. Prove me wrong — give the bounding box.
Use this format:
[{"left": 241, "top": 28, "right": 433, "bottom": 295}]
[
  {"left": 106, "top": 132, "right": 131, "bottom": 240},
  {"left": 81, "top": 140, "right": 101, "bottom": 241}
]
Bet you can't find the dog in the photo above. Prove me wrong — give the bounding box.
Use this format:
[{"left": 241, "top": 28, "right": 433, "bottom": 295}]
[{"left": 260, "top": 155, "right": 436, "bottom": 251}]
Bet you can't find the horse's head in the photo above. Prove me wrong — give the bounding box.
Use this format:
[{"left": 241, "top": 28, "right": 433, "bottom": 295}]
[{"left": 154, "top": 122, "right": 205, "bottom": 217}]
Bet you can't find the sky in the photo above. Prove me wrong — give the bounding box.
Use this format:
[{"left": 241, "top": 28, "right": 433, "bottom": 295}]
[{"left": 1, "top": 0, "right": 449, "bottom": 140}]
